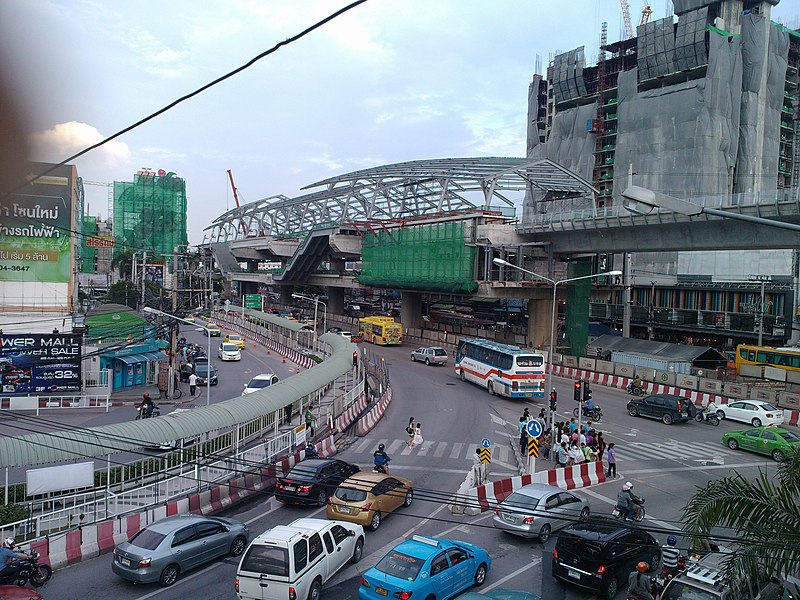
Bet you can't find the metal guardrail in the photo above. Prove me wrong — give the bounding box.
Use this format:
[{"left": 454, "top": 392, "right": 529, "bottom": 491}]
[{"left": 0, "top": 394, "right": 111, "bottom": 414}]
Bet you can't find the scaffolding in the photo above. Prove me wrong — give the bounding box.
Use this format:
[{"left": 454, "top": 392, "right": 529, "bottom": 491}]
[{"left": 113, "top": 170, "right": 188, "bottom": 258}]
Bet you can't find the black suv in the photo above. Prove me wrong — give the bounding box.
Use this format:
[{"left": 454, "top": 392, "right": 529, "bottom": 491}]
[
  {"left": 627, "top": 393, "right": 692, "bottom": 425},
  {"left": 552, "top": 519, "right": 660, "bottom": 599}
]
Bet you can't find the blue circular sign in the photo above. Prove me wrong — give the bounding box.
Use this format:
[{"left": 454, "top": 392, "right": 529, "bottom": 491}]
[
  {"left": 480, "top": 438, "right": 491, "bottom": 448},
  {"left": 526, "top": 419, "right": 543, "bottom": 438}
]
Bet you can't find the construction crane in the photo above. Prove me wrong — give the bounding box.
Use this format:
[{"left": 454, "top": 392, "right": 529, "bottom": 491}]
[
  {"left": 620, "top": 0, "right": 634, "bottom": 39},
  {"left": 640, "top": 5, "right": 653, "bottom": 26},
  {"left": 226, "top": 169, "right": 249, "bottom": 236}
]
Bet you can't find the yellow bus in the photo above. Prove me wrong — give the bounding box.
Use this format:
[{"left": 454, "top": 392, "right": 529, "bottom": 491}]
[
  {"left": 358, "top": 316, "right": 402, "bottom": 345},
  {"left": 735, "top": 344, "right": 800, "bottom": 374}
]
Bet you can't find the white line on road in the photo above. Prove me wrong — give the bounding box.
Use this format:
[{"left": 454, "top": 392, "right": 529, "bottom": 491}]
[
  {"left": 481, "top": 557, "right": 542, "bottom": 593},
  {"left": 133, "top": 561, "right": 224, "bottom": 600},
  {"left": 620, "top": 460, "right": 768, "bottom": 476}
]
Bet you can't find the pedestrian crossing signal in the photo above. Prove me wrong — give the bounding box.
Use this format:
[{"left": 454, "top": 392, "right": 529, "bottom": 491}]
[
  {"left": 573, "top": 381, "right": 581, "bottom": 402},
  {"left": 527, "top": 437, "right": 540, "bottom": 457}
]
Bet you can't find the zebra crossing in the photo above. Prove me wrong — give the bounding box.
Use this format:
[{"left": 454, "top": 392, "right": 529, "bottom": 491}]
[
  {"left": 346, "top": 437, "right": 512, "bottom": 464},
  {"left": 614, "top": 439, "right": 739, "bottom": 463}
]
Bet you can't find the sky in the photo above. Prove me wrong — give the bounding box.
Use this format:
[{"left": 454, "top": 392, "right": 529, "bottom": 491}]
[{"left": 1, "top": 0, "right": 798, "bottom": 245}]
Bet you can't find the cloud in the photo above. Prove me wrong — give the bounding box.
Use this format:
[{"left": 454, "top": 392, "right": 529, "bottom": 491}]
[{"left": 29, "top": 121, "right": 130, "bottom": 167}]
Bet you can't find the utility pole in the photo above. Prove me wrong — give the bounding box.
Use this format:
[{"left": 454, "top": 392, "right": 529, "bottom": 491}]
[
  {"left": 169, "top": 247, "right": 180, "bottom": 401},
  {"left": 648, "top": 281, "right": 656, "bottom": 340},
  {"left": 140, "top": 251, "right": 148, "bottom": 308},
  {"left": 622, "top": 252, "right": 632, "bottom": 338}
]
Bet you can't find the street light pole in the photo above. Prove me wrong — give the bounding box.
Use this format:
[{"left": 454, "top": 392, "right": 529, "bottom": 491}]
[
  {"left": 493, "top": 258, "right": 621, "bottom": 453},
  {"left": 144, "top": 306, "right": 212, "bottom": 407},
  {"left": 292, "top": 294, "right": 327, "bottom": 353}
]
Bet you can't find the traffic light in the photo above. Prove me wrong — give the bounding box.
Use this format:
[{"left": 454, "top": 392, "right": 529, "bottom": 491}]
[
  {"left": 352, "top": 351, "right": 358, "bottom": 366},
  {"left": 573, "top": 380, "right": 581, "bottom": 402},
  {"left": 549, "top": 390, "right": 557, "bottom": 411},
  {"left": 585, "top": 388, "right": 592, "bottom": 404},
  {"left": 583, "top": 380, "right": 591, "bottom": 402}
]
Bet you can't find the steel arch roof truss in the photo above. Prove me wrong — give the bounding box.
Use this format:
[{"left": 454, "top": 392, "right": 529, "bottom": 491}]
[{"left": 204, "top": 158, "right": 596, "bottom": 241}]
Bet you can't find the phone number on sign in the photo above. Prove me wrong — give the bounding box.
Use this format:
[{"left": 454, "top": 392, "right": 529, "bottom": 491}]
[{"left": 0, "top": 265, "right": 31, "bottom": 271}]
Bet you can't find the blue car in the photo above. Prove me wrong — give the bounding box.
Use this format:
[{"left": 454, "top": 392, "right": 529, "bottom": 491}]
[{"left": 358, "top": 535, "right": 491, "bottom": 600}]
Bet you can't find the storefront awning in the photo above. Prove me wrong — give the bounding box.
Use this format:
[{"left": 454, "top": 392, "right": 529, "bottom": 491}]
[
  {"left": 142, "top": 351, "right": 167, "bottom": 361},
  {"left": 116, "top": 352, "right": 165, "bottom": 365}
]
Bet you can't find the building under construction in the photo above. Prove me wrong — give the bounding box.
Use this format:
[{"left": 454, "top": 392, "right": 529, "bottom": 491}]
[
  {"left": 113, "top": 169, "right": 188, "bottom": 259},
  {"left": 526, "top": 0, "right": 800, "bottom": 345}
]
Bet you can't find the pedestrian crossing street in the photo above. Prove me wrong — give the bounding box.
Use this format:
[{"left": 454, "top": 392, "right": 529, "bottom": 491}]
[
  {"left": 346, "top": 437, "right": 513, "bottom": 465},
  {"left": 614, "top": 439, "right": 744, "bottom": 463}
]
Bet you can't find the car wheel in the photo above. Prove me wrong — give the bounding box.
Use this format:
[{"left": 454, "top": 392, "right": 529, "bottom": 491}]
[
  {"left": 474, "top": 562, "right": 488, "bottom": 586},
  {"left": 316, "top": 490, "right": 328, "bottom": 507},
  {"left": 649, "top": 550, "right": 661, "bottom": 572},
  {"left": 603, "top": 576, "right": 618, "bottom": 599},
  {"left": 369, "top": 511, "right": 382, "bottom": 531},
  {"left": 159, "top": 564, "right": 180, "bottom": 587},
  {"left": 628, "top": 405, "right": 639, "bottom": 417},
  {"left": 230, "top": 535, "right": 247, "bottom": 557},
  {"left": 538, "top": 523, "right": 551, "bottom": 543},
  {"left": 662, "top": 413, "right": 674, "bottom": 425},
  {"left": 727, "top": 438, "right": 739, "bottom": 450},
  {"left": 307, "top": 578, "right": 322, "bottom": 600},
  {"left": 488, "top": 382, "right": 495, "bottom": 396},
  {"left": 752, "top": 417, "right": 762, "bottom": 428},
  {"left": 351, "top": 536, "right": 364, "bottom": 563},
  {"left": 579, "top": 506, "right": 590, "bottom": 520},
  {"left": 411, "top": 354, "right": 416, "bottom": 362},
  {"left": 717, "top": 410, "right": 726, "bottom": 420},
  {"left": 404, "top": 489, "right": 413, "bottom": 507},
  {"left": 425, "top": 358, "right": 430, "bottom": 366},
  {"left": 772, "top": 449, "right": 786, "bottom": 462}
]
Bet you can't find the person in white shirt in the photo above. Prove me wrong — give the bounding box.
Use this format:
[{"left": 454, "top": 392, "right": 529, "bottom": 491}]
[{"left": 188, "top": 372, "right": 198, "bottom": 396}]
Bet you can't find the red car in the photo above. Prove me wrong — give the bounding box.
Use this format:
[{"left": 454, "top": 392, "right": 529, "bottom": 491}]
[{"left": 0, "top": 586, "right": 45, "bottom": 600}]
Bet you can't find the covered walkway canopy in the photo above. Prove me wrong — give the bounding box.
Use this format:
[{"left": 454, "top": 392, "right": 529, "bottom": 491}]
[{"left": 205, "top": 157, "right": 597, "bottom": 242}]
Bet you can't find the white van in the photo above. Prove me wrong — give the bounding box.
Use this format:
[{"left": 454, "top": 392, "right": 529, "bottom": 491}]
[{"left": 235, "top": 518, "right": 364, "bottom": 600}]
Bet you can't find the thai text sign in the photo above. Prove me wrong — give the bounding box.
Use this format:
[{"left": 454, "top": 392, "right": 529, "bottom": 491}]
[{"left": 0, "top": 334, "right": 82, "bottom": 393}]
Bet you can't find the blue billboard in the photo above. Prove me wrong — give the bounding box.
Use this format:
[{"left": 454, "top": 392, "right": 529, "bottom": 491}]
[{"left": 0, "top": 333, "right": 82, "bottom": 393}]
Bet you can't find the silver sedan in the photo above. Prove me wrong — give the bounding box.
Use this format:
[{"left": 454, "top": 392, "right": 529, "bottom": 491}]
[
  {"left": 112, "top": 514, "right": 248, "bottom": 586},
  {"left": 492, "top": 483, "right": 589, "bottom": 543}
]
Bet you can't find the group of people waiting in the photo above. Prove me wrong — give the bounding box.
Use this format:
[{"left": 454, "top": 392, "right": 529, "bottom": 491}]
[{"left": 551, "top": 418, "right": 608, "bottom": 469}]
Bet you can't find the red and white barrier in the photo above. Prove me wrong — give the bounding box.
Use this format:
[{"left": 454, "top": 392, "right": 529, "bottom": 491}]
[
  {"left": 336, "top": 394, "right": 367, "bottom": 432},
  {"left": 453, "top": 461, "right": 606, "bottom": 516},
  {"left": 356, "top": 388, "right": 393, "bottom": 437}
]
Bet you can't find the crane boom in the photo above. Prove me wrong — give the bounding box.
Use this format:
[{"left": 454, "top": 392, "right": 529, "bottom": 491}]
[
  {"left": 227, "top": 169, "right": 242, "bottom": 208},
  {"left": 620, "top": 0, "right": 634, "bottom": 39}
]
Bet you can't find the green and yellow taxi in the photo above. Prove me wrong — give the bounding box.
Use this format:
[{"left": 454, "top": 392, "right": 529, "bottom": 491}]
[
  {"left": 224, "top": 333, "right": 246, "bottom": 349},
  {"left": 722, "top": 426, "right": 800, "bottom": 462},
  {"left": 205, "top": 323, "right": 222, "bottom": 337}
]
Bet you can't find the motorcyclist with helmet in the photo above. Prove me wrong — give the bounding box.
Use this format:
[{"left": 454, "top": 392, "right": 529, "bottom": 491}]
[
  {"left": 616, "top": 481, "right": 643, "bottom": 521},
  {"left": 373, "top": 444, "right": 390, "bottom": 473},
  {"left": 0, "top": 538, "right": 32, "bottom": 583},
  {"left": 137, "top": 392, "right": 155, "bottom": 418},
  {"left": 661, "top": 534, "right": 682, "bottom": 576},
  {"left": 303, "top": 441, "right": 319, "bottom": 460},
  {"left": 627, "top": 561, "right": 654, "bottom": 600}
]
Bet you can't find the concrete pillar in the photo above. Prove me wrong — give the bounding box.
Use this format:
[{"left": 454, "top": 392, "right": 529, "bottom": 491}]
[
  {"left": 400, "top": 291, "right": 422, "bottom": 330},
  {"left": 279, "top": 286, "right": 294, "bottom": 305},
  {"left": 527, "top": 291, "right": 553, "bottom": 350},
  {"left": 330, "top": 258, "right": 345, "bottom": 273},
  {"left": 328, "top": 287, "right": 344, "bottom": 316}
]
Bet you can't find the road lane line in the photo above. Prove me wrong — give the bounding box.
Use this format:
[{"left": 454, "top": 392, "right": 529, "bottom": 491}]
[
  {"left": 133, "top": 561, "right": 224, "bottom": 600},
  {"left": 387, "top": 439, "right": 403, "bottom": 454},
  {"left": 481, "top": 557, "right": 542, "bottom": 593},
  {"left": 450, "top": 442, "right": 464, "bottom": 459},
  {"left": 433, "top": 441, "right": 447, "bottom": 458}
]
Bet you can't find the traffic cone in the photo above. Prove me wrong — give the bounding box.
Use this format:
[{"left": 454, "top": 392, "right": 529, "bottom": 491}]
[
  {"left": 253, "top": 341, "right": 257, "bottom": 349},
  {"left": 282, "top": 355, "right": 286, "bottom": 363}
]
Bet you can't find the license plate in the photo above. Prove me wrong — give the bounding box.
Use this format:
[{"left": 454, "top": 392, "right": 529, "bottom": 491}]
[
  {"left": 525, "top": 393, "right": 532, "bottom": 398},
  {"left": 376, "top": 587, "right": 389, "bottom": 596},
  {"left": 339, "top": 506, "right": 351, "bottom": 514},
  {"left": 568, "top": 569, "right": 581, "bottom": 580},
  {"left": 505, "top": 515, "right": 517, "bottom": 523},
  {"left": 120, "top": 557, "right": 131, "bottom": 567},
  {"left": 681, "top": 412, "right": 687, "bottom": 417},
  {"left": 284, "top": 486, "right": 296, "bottom": 492}
]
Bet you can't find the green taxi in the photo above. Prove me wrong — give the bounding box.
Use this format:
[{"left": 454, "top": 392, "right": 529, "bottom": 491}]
[
  {"left": 722, "top": 426, "right": 800, "bottom": 462},
  {"left": 206, "top": 323, "right": 222, "bottom": 337}
]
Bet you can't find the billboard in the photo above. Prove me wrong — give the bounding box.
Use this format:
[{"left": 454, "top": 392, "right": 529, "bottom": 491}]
[
  {"left": 0, "top": 333, "right": 82, "bottom": 393},
  {"left": 0, "top": 165, "right": 75, "bottom": 310}
]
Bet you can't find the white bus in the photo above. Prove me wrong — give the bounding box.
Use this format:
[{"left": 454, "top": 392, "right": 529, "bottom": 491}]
[{"left": 455, "top": 338, "right": 546, "bottom": 399}]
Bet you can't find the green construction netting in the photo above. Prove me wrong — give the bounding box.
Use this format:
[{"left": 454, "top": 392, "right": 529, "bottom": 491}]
[
  {"left": 359, "top": 221, "right": 477, "bottom": 293},
  {"left": 80, "top": 216, "right": 98, "bottom": 273},
  {"left": 113, "top": 172, "right": 188, "bottom": 259},
  {"left": 86, "top": 310, "right": 152, "bottom": 343}
]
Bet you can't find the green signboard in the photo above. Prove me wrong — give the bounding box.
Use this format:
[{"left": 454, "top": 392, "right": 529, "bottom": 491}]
[{"left": 244, "top": 294, "right": 262, "bottom": 308}]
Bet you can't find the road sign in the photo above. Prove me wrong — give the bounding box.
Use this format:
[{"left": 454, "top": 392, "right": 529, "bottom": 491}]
[
  {"left": 527, "top": 437, "right": 540, "bottom": 457},
  {"left": 480, "top": 438, "right": 491, "bottom": 448},
  {"left": 479, "top": 448, "right": 491, "bottom": 464},
  {"left": 525, "top": 419, "right": 542, "bottom": 438}
]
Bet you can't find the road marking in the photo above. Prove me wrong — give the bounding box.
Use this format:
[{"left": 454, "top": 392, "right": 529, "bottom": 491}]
[
  {"left": 387, "top": 439, "right": 403, "bottom": 454},
  {"left": 482, "top": 557, "right": 542, "bottom": 593},
  {"left": 353, "top": 437, "right": 373, "bottom": 453},
  {"left": 450, "top": 442, "right": 464, "bottom": 459},
  {"left": 133, "top": 561, "right": 224, "bottom": 600},
  {"left": 620, "top": 460, "right": 769, "bottom": 475},
  {"left": 417, "top": 444, "right": 430, "bottom": 456},
  {"left": 433, "top": 442, "right": 447, "bottom": 458}
]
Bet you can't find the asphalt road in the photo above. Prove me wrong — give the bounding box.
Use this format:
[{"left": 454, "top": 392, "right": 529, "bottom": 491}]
[{"left": 29, "top": 342, "right": 783, "bottom": 599}]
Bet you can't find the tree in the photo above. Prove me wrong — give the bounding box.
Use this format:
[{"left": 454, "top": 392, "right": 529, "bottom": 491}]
[
  {"left": 682, "top": 446, "right": 800, "bottom": 586},
  {"left": 104, "top": 280, "right": 137, "bottom": 309},
  {"left": 110, "top": 249, "right": 135, "bottom": 280}
]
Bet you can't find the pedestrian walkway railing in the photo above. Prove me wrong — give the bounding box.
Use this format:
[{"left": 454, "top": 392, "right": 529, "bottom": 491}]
[{"left": 0, "top": 394, "right": 111, "bottom": 414}]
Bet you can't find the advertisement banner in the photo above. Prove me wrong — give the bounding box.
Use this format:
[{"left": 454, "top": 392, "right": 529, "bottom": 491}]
[{"left": 0, "top": 334, "right": 82, "bottom": 393}]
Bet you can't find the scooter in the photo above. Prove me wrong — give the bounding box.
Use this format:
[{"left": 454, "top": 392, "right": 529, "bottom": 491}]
[
  {"left": 611, "top": 498, "right": 646, "bottom": 522},
  {"left": 695, "top": 409, "right": 720, "bottom": 426},
  {"left": 626, "top": 382, "right": 644, "bottom": 396},
  {"left": 573, "top": 404, "right": 603, "bottom": 420},
  {"left": 655, "top": 555, "right": 687, "bottom": 595},
  {"left": 0, "top": 549, "right": 52, "bottom": 587},
  {"left": 373, "top": 457, "right": 390, "bottom": 474},
  {"left": 135, "top": 404, "right": 161, "bottom": 420}
]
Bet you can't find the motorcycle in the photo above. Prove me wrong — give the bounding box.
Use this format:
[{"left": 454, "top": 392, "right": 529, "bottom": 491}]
[
  {"left": 695, "top": 409, "right": 720, "bottom": 426},
  {"left": 135, "top": 404, "right": 161, "bottom": 420},
  {"left": 626, "top": 382, "right": 644, "bottom": 396},
  {"left": 611, "top": 497, "right": 646, "bottom": 522},
  {"left": 655, "top": 555, "right": 687, "bottom": 595},
  {"left": 373, "top": 457, "right": 390, "bottom": 474},
  {"left": 0, "top": 549, "right": 53, "bottom": 587},
  {"left": 573, "top": 404, "right": 603, "bottom": 420}
]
